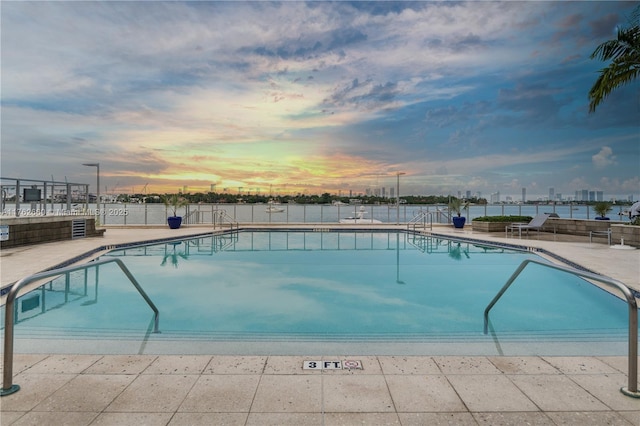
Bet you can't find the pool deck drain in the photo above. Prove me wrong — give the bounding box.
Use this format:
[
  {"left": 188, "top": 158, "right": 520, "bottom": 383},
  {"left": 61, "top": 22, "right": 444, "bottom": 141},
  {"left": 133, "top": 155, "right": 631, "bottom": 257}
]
[{"left": 1, "top": 225, "right": 639, "bottom": 425}]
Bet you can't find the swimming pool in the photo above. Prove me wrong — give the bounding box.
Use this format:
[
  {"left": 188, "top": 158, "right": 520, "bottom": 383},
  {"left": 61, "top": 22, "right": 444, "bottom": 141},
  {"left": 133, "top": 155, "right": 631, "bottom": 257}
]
[{"left": 2, "top": 230, "right": 635, "bottom": 356}]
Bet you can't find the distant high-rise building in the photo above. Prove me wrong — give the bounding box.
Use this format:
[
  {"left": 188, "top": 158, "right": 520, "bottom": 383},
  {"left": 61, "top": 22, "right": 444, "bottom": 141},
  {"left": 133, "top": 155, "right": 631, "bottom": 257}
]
[
  {"left": 596, "top": 191, "right": 603, "bottom": 201},
  {"left": 490, "top": 191, "right": 501, "bottom": 203},
  {"left": 548, "top": 187, "right": 554, "bottom": 201},
  {"left": 576, "top": 189, "right": 594, "bottom": 201},
  {"left": 466, "top": 190, "right": 471, "bottom": 199},
  {"left": 381, "top": 187, "right": 386, "bottom": 198},
  {"left": 389, "top": 187, "right": 395, "bottom": 198},
  {"left": 522, "top": 188, "right": 526, "bottom": 202}
]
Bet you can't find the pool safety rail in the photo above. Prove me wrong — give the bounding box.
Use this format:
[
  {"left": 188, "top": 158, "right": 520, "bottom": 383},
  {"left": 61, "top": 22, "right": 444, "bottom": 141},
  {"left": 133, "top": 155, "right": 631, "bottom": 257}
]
[
  {"left": 186, "top": 207, "right": 238, "bottom": 230},
  {"left": 483, "top": 259, "right": 639, "bottom": 398},
  {"left": 1, "top": 258, "right": 159, "bottom": 397},
  {"left": 406, "top": 210, "right": 433, "bottom": 231}
]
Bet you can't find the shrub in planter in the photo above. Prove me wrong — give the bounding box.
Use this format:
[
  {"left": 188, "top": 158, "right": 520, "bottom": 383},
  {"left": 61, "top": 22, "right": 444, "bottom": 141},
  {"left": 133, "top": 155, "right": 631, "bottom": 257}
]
[
  {"left": 593, "top": 202, "right": 612, "bottom": 220},
  {"left": 472, "top": 216, "right": 534, "bottom": 233},
  {"left": 472, "top": 215, "right": 533, "bottom": 222}
]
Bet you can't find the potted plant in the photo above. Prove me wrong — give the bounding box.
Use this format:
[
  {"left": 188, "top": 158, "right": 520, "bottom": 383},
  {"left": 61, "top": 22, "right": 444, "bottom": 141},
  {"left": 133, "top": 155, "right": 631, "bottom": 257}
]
[
  {"left": 449, "top": 198, "right": 469, "bottom": 228},
  {"left": 164, "top": 193, "right": 188, "bottom": 229},
  {"left": 593, "top": 201, "right": 612, "bottom": 220}
]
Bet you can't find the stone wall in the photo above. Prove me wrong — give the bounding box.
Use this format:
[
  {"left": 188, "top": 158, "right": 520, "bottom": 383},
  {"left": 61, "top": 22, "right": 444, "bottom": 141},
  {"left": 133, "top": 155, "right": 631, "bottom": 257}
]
[
  {"left": 0, "top": 215, "right": 105, "bottom": 248},
  {"left": 471, "top": 217, "right": 639, "bottom": 247},
  {"left": 611, "top": 224, "right": 640, "bottom": 247},
  {"left": 543, "top": 218, "right": 639, "bottom": 246}
]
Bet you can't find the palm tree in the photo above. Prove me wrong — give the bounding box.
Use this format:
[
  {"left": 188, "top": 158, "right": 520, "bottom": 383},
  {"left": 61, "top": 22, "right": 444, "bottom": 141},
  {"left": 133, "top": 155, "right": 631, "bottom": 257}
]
[{"left": 588, "top": 6, "right": 640, "bottom": 113}]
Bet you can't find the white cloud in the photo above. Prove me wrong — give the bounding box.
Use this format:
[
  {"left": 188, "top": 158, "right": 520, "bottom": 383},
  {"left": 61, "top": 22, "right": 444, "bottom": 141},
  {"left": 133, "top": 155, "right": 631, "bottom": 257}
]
[
  {"left": 1, "top": 1, "right": 637, "bottom": 199},
  {"left": 592, "top": 146, "right": 616, "bottom": 169}
]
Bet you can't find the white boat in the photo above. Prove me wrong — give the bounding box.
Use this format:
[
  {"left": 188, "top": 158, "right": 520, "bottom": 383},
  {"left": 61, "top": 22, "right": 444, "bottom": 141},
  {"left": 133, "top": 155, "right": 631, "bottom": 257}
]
[
  {"left": 339, "top": 206, "right": 382, "bottom": 224},
  {"left": 266, "top": 200, "right": 285, "bottom": 213}
]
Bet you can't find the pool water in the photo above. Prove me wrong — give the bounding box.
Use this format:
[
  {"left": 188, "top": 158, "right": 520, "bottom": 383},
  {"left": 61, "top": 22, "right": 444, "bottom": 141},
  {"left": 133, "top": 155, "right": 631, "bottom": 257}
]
[{"left": 2, "top": 231, "right": 635, "bottom": 355}]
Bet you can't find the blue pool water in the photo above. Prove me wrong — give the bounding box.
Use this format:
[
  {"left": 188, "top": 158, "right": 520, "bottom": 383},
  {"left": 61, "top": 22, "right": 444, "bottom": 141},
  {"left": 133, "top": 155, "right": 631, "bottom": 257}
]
[{"left": 2, "top": 231, "right": 635, "bottom": 355}]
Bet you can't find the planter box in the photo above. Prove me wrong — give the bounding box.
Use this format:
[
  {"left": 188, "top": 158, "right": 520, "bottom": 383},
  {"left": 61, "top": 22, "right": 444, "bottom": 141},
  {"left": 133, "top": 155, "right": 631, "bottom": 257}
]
[{"left": 472, "top": 221, "right": 519, "bottom": 232}]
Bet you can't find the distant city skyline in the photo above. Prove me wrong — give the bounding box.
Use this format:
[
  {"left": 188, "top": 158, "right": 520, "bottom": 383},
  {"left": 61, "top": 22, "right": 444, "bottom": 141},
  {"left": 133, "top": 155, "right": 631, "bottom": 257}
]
[{"left": 1, "top": 2, "right": 638, "bottom": 200}]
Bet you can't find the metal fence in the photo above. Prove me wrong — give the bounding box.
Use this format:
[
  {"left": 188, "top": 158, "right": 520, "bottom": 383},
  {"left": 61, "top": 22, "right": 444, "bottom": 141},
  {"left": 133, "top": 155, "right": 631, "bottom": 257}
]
[
  {"left": 1, "top": 177, "right": 90, "bottom": 217},
  {"left": 2, "top": 201, "right": 629, "bottom": 226}
]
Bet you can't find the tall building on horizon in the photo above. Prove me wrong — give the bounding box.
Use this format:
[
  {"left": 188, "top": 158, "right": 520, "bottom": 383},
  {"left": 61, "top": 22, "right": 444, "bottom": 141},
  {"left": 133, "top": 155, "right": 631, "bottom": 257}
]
[
  {"left": 522, "top": 188, "right": 526, "bottom": 202},
  {"left": 548, "top": 187, "right": 554, "bottom": 201}
]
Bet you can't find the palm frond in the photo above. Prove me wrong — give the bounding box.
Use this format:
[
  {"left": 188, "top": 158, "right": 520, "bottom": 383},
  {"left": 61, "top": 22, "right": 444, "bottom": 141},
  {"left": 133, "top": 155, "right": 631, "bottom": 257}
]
[
  {"left": 588, "top": 6, "right": 640, "bottom": 113},
  {"left": 589, "top": 58, "right": 640, "bottom": 112}
]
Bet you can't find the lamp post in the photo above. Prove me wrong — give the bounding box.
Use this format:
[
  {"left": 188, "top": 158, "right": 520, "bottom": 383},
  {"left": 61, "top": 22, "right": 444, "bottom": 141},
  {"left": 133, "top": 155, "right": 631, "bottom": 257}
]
[
  {"left": 82, "top": 163, "right": 100, "bottom": 214},
  {"left": 396, "top": 172, "right": 406, "bottom": 225}
]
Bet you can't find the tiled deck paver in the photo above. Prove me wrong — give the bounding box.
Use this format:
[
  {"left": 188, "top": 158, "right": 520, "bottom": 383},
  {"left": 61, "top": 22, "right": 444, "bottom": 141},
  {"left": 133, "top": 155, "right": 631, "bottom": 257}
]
[
  {"left": 203, "top": 355, "right": 267, "bottom": 375},
  {"left": 33, "top": 374, "right": 135, "bottom": 412},
  {"left": 104, "top": 374, "right": 198, "bottom": 413},
  {"left": 1, "top": 373, "right": 77, "bottom": 412},
  {"left": 251, "top": 374, "right": 323, "bottom": 413},
  {"left": 385, "top": 374, "right": 466, "bottom": 412},
  {"left": 507, "top": 374, "right": 609, "bottom": 411},
  {"left": 93, "top": 412, "right": 175, "bottom": 426},
  {"left": 143, "top": 355, "right": 211, "bottom": 375},
  {"left": 245, "top": 412, "right": 323, "bottom": 425},
  {"left": 178, "top": 375, "right": 260, "bottom": 412},
  {"left": 398, "top": 412, "right": 478, "bottom": 426},
  {"left": 1, "top": 226, "right": 639, "bottom": 425},
  {"left": 322, "top": 375, "right": 396, "bottom": 413},
  {"left": 446, "top": 374, "right": 540, "bottom": 412},
  {"left": 3, "top": 354, "right": 639, "bottom": 425}
]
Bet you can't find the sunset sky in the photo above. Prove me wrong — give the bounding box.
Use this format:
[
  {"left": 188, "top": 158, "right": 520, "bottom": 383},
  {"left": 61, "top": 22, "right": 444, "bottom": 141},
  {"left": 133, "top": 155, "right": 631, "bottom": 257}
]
[{"left": 1, "top": 1, "right": 638, "bottom": 200}]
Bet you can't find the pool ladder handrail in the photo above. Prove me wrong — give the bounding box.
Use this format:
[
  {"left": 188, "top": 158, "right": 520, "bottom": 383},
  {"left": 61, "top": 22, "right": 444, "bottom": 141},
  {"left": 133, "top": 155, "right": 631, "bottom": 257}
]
[
  {"left": 407, "top": 211, "right": 433, "bottom": 231},
  {"left": 483, "top": 258, "right": 639, "bottom": 398},
  {"left": 1, "top": 258, "right": 159, "bottom": 397},
  {"left": 213, "top": 209, "right": 238, "bottom": 231}
]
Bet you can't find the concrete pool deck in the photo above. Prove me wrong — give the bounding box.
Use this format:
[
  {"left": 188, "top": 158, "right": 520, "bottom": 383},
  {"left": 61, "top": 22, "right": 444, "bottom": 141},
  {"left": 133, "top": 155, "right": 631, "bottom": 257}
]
[{"left": 1, "top": 225, "right": 639, "bottom": 425}]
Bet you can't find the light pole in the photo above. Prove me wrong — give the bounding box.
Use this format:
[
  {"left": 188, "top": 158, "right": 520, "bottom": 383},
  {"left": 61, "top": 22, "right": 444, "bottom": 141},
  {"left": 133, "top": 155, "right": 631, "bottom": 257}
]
[
  {"left": 82, "top": 163, "right": 100, "bottom": 213},
  {"left": 396, "top": 172, "right": 406, "bottom": 224}
]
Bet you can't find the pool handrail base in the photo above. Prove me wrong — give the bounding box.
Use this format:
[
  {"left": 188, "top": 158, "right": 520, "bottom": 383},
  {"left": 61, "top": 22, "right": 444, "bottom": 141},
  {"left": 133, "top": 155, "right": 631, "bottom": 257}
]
[
  {"left": 2, "top": 258, "right": 158, "bottom": 397},
  {"left": 483, "top": 258, "right": 638, "bottom": 397}
]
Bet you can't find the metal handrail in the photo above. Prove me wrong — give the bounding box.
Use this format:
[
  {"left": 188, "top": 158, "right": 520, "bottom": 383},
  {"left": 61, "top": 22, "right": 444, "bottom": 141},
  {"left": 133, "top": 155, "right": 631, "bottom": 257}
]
[
  {"left": 213, "top": 209, "right": 238, "bottom": 231},
  {"left": 1, "top": 258, "right": 159, "bottom": 397},
  {"left": 483, "top": 258, "right": 639, "bottom": 398},
  {"left": 407, "top": 211, "right": 432, "bottom": 231}
]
